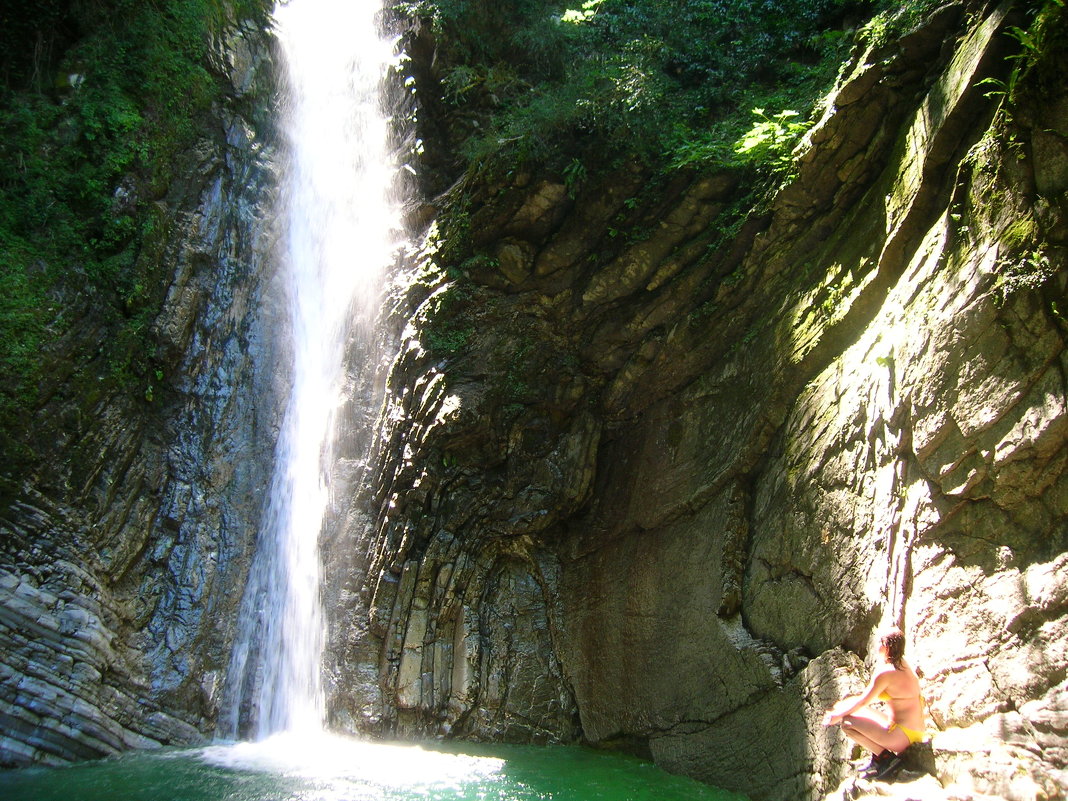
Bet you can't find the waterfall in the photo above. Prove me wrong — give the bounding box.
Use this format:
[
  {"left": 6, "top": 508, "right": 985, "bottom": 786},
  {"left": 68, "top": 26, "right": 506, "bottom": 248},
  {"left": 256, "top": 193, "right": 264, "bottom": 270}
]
[{"left": 220, "top": 0, "right": 399, "bottom": 740}]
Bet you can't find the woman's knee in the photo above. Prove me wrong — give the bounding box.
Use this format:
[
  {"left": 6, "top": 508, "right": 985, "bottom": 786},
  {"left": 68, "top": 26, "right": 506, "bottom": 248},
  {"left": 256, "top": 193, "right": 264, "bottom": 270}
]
[{"left": 840, "top": 716, "right": 862, "bottom": 732}]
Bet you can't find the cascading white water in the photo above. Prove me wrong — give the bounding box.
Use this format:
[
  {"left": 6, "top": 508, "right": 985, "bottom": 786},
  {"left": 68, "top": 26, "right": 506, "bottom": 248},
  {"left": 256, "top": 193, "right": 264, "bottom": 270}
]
[{"left": 221, "top": 0, "right": 399, "bottom": 739}]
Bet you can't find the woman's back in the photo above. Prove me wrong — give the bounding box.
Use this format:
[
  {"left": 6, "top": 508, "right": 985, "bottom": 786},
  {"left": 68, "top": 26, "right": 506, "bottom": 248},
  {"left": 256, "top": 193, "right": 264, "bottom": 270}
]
[{"left": 879, "top": 661, "right": 924, "bottom": 729}]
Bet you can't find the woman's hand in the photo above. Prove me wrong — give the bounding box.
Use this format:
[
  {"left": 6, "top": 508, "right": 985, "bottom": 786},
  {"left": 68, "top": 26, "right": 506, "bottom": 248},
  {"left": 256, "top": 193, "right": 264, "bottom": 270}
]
[{"left": 823, "top": 697, "right": 854, "bottom": 726}]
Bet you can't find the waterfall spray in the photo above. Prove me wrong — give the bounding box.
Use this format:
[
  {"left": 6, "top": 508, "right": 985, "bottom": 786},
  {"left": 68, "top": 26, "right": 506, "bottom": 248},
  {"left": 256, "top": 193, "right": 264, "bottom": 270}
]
[{"left": 221, "top": 0, "right": 399, "bottom": 739}]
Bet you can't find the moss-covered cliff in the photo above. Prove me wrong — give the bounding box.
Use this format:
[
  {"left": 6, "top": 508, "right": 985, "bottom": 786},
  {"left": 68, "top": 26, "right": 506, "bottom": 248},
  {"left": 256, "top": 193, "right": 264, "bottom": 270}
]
[
  {"left": 335, "top": 1, "right": 1068, "bottom": 799},
  {"left": 0, "top": 0, "right": 279, "bottom": 765}
]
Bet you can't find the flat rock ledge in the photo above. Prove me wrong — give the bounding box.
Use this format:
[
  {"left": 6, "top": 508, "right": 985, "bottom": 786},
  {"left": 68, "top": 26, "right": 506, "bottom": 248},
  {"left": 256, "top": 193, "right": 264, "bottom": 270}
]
[{"left": 826, "top": 734, "right": 1067, "bottom": 801}]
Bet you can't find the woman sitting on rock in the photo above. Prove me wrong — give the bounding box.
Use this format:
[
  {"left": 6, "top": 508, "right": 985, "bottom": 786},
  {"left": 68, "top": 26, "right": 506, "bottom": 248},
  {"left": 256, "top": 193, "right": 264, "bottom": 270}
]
[{"left": 822, "top": 627, "right": 926, "bottom": 780}]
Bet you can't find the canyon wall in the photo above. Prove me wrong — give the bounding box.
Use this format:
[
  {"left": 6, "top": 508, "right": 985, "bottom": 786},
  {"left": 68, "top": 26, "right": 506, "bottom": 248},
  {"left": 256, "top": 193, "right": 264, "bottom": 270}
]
[
  {"left": 346, "top": 2, "right": 1068, "bottom": 799},
  {"left": 0, "top": 12, "right": 278, "bottom": 765},
  {"left": 0, "top": 3, "right": 1064, "bottom": 801}
]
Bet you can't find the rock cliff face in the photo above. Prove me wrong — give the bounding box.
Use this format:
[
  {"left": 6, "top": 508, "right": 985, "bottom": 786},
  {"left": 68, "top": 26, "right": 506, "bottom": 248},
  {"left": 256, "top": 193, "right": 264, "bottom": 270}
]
[
  {"left": 1, "top": 2, "right": 1065, "bottom": 801},
  {"left": 341, "top": 2, "right": 1068, "bottom": 799},
  {"left": 0, "top": 14, "right": 279, "bottom": 765}
]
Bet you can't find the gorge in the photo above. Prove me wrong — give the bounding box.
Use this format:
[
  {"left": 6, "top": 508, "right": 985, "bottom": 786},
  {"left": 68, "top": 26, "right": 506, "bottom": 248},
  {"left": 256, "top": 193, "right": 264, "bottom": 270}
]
[{"left": 1, "top": 1, "right": 1066, "bottom": 800}]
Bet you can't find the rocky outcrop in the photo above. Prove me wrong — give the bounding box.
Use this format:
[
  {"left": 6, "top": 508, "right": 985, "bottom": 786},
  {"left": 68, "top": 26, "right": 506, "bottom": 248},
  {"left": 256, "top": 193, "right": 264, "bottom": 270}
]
[
  {"left": 346, "top": 2, "right": 1068, "bottom": 799},
  {"left": 0, "top": 11, "right": 278, "bottom": 765},
  {"left": 1, "top": 2, "right": 1063, "bottom": 800}
]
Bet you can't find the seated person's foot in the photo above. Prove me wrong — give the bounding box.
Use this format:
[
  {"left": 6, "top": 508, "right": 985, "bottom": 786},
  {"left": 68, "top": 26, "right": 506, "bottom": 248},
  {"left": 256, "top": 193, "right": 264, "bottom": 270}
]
[
  {"left": 860, "top": 749, "right": 893, "bottom": 778},
  {"left": 871, "top": 753, "right": 903, "bottom": 781}
]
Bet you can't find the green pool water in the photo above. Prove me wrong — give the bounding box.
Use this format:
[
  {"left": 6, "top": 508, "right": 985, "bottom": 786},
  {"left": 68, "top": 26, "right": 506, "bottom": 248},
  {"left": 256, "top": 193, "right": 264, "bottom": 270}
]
[{"left": 0, "top": 733, "right": 747, "bottom": 801}]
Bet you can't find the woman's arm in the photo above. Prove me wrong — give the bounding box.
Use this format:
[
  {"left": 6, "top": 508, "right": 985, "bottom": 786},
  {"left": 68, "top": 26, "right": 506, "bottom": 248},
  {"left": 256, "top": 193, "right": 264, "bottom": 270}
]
[{"left": 822, "top": 670, "right": 889, "bottom": 725}]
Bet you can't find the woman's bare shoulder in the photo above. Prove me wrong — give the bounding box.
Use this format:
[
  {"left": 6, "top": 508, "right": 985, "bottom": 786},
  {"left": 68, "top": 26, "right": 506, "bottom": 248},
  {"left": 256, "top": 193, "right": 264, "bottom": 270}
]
[{"left": 872, "top": 664, "right": 898, "bottom": 679}]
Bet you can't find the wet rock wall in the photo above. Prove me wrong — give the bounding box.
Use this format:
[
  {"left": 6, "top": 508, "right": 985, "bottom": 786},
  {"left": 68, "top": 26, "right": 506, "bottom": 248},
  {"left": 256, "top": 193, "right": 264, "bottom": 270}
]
[
  {"left": 346, "top": 3, "right": 1068, "bottom": 799},
  {"left": 0, "top": 12, "right": 279, "bottom": 766}
]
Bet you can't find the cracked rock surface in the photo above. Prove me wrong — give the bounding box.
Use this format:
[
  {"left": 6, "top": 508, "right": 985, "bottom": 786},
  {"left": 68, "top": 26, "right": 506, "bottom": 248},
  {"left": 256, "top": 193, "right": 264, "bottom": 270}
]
[
  {"left": 338, "top": 4, "right": 1068, "bottom": 799},
  {"left": 0, "top": 3, "right": 1064, "bottom": 801}
]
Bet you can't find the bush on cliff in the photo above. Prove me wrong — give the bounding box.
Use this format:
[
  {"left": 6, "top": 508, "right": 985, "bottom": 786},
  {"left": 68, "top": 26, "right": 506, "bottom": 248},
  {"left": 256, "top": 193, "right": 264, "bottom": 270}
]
[{"left": 397, "top": 0, "right": 883, "bottom": 174}]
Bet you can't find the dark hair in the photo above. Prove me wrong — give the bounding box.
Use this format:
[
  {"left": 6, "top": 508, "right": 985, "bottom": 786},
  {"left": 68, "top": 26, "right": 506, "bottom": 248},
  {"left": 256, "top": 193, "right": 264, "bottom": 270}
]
[{"left": 881, "top": 628, "right": 906, "bottom": 669}]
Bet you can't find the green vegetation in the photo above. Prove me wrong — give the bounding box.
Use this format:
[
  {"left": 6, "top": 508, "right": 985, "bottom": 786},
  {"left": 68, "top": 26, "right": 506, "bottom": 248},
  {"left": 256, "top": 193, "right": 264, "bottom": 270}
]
[
  {"left": 980, "top": 0, "right": 1066, "bottom": 108},
  {"left": 995, "top": 247, "right": 1055, "bottom": 307},
  {"left": 732, "top": 108, "right": 811, "bottom": 171},
  {"left": 853, "top": 0, "right": 941, "bottom": 48},
  {"left": 395, "top": 0, "right": 896, "bottom": 176},
  {"left": 972, "top": 0, "right": 1066, "bottom": 306},
  {"left": 422, "top": 282, "right": 476, "bottom": 358},
  {"left": 971, "top": 0, "right": 1066, "bottom": 167},
  {"left": 0, "top": 0, "right": 269, "bottom": 458}
]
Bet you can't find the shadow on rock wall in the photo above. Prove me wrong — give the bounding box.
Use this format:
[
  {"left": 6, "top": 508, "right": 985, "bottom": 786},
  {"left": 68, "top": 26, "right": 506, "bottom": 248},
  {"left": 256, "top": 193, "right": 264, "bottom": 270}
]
[
  {"left": 0, "top": 13, "right": 280, "bottom": 765},
  {"left": 349, "top": 2, "right": 1067, "bottom": 800}
]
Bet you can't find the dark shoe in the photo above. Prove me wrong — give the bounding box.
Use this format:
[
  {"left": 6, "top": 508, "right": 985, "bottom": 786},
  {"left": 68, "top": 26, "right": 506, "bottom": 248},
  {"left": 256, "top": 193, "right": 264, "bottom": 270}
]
[
  {"left": 860, "top": 750, "right": 893, "bottom": 777},
  {"left": 872, "top": 754, "right": 903, "bottom": 781}
]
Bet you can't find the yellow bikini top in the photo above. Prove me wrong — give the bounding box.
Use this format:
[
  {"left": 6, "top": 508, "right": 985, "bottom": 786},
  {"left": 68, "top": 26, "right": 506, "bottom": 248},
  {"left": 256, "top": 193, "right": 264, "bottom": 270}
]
[{"left": 881, "top": 689, "right": 926, "bottom": 710}]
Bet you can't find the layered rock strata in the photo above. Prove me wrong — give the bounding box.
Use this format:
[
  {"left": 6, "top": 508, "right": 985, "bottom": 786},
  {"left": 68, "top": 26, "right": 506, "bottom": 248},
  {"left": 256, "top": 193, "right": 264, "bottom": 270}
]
[
  {"left": 0, "top": 14, "right": 278, "bottom": 765},
  {"left": 347, "top": 3, "right": 1068, "bottom": 799},
  {"left": 0, "top": 3, "right": 1064, "bottom": 801}
]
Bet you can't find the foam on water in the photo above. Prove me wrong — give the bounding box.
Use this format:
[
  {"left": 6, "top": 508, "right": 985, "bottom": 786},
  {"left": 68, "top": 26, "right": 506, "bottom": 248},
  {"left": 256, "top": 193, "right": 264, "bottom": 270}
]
[{"left": 199, "top": 732, "right": 504, "bottom": 790}]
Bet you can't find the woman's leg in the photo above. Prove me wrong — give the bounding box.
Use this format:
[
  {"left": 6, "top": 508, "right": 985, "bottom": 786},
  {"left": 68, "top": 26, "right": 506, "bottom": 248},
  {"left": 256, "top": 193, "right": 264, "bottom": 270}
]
[{"left": 840, "top": 711, "right": 911, "bottom": 755}]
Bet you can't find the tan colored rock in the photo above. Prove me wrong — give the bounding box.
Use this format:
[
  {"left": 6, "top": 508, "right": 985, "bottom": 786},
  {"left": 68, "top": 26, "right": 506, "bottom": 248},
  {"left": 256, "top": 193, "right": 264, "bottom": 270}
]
[{"left": 352, "top": 3, "right": 1068, "bottom": 800}]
